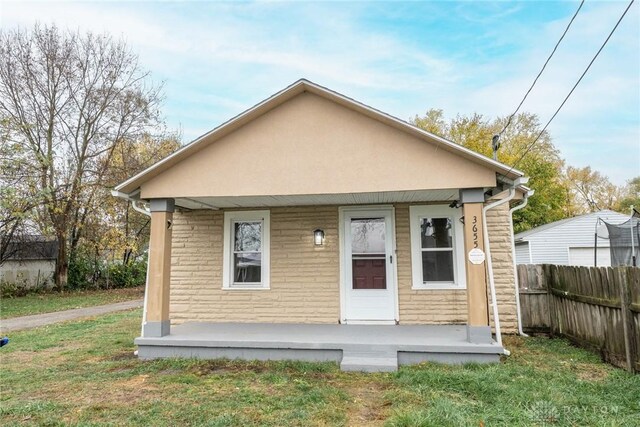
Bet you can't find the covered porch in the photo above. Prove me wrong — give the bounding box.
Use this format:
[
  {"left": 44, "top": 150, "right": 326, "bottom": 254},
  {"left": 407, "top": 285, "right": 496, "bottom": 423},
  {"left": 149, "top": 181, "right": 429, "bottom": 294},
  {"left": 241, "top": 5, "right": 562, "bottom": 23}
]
[
  {"left": 135, "top": 322, "right": 504, "bottom": 372},
  {"left": 133, "top": 186, "right": 513, "bottom": 372}
]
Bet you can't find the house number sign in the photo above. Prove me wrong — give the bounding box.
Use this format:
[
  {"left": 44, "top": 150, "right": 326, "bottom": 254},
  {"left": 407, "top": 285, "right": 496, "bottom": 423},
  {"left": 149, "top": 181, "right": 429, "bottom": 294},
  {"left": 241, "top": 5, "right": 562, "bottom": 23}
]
[{"left": 468, "top": 215, "right": 485, "bottom": 265}]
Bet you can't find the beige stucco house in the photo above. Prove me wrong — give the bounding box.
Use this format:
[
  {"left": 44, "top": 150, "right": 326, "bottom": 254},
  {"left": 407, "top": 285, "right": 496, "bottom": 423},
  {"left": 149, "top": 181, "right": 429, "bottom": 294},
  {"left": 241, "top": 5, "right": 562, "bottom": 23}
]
[{"left": 113, "top": 80, "right": 531, "bottom": 371}]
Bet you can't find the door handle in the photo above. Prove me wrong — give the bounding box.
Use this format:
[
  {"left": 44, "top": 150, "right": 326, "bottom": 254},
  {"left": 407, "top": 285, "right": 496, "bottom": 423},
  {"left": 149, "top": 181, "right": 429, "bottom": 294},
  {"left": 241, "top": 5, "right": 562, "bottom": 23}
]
[{"left": 389, "top": 255, "right": 393, "bottom": 264}]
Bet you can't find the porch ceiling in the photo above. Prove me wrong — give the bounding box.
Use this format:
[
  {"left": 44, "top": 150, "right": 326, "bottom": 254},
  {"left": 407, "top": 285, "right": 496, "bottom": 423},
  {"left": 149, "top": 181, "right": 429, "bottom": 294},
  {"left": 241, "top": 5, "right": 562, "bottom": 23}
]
[{"left": 174, "top": 189, "right": 459, "bottom": 210}]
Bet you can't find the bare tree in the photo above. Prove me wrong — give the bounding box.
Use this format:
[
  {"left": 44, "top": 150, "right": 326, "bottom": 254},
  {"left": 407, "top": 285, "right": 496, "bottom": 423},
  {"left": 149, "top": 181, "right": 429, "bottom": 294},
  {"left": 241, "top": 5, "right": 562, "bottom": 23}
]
[
  {"left": 0, "top": 25, "right": 163, "bottom": 288},
  {"left": 0, "top": 117, "right": 35, "bottom": 264}
]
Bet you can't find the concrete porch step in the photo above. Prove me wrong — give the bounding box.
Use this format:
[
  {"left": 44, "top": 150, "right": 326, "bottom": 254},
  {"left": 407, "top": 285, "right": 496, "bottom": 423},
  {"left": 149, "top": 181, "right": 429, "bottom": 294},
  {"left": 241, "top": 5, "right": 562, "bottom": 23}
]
[{"left": 340, "top": 348, "right": 398, "bottom": 372}]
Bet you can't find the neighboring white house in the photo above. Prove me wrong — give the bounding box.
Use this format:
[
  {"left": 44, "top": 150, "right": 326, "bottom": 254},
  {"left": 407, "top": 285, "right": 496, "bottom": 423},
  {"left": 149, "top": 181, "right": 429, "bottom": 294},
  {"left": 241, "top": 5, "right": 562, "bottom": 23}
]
[
  {"left": 514, "top": 210, "right": 630, "bottom": 266},
  {"left": 0, "top": 237, "right": 57, "bottom": 289}
]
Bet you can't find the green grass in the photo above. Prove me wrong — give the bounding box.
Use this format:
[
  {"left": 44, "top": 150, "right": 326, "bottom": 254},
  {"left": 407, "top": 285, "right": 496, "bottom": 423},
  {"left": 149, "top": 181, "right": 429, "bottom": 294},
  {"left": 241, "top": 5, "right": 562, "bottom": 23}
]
[
  {"left": 0, "top": 287, "right": 144, "bottom": 319},
  {"left": 1, "top": 310, "right": 639, "bottom": 426}
]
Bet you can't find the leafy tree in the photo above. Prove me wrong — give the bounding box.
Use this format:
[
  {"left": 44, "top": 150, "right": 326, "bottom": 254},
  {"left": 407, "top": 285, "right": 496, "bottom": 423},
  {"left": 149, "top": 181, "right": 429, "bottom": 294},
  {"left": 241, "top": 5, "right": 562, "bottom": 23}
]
[
  {"left": 412, "top": 109, "right": 448, "bottom": 135},
  {"left": 411, "top": 109, "right": 571, "bottom": 232},
  {"left": 615, "top": 176, "right": 640, "bottom": 214},
  {"left": 0, "top": 24, "right": 163, "bottom": 288},
  {"left": 565, "top": 166, "right": 623, "bottom": 213},
  {"left": 92, "top": 134, "right": 180, "bottom": 265}
]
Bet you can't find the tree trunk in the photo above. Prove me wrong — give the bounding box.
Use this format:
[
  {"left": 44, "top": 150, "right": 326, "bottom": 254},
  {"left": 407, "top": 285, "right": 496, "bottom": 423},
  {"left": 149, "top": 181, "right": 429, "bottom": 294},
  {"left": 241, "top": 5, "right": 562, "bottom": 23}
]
[
  {"left": 123, "top": 248, "right": 132, "bottom": 265},
  {"left": 55, "top": 234, "right": 68, "bottom": 291}
]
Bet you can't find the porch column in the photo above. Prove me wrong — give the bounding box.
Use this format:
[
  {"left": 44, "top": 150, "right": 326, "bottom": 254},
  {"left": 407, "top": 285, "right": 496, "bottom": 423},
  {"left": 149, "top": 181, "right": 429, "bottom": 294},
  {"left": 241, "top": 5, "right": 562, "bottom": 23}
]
[
  {"left": 143, "top": 198, "right": 175, "bottom": 337},
  {"left": 459, "top": 189, "right": 491, "bottom": 344}
]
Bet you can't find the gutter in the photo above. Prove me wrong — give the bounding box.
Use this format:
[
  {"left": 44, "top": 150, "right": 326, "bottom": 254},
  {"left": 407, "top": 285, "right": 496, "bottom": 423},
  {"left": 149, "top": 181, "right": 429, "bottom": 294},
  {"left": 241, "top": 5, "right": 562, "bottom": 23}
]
[
  {"left": 482, "top": 177, "right": 528, "bottom": 355},
  {"left": 509, "top": 189, "right": 534, "bottom": 336}
]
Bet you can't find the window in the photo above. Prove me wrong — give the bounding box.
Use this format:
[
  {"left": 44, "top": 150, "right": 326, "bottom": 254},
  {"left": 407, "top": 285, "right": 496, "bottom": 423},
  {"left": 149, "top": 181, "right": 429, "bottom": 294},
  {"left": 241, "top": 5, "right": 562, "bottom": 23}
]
[
  {"left": 409, "top": 205, "right": 466, "bottom": 289},
  {"left": 223, "top": 210, "right": 270, "bottom": 289}
]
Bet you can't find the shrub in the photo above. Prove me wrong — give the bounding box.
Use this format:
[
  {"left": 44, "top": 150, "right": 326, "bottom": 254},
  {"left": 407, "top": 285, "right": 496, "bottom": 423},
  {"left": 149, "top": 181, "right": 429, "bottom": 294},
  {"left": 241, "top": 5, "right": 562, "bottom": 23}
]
[
  {"left": 104, "top": 260, "right": 146, "bottom": 289},
  {"left": 0, "top": 279, "right": 29, "bottom": 298},
  {"left": 0, "top": 276, "right": 52, "bottom": 298},
  {"left": 67, "top": 250, "right": 99, "bottom": 290},
  {"left": 68, "top": 250, "right": 147, "bottom": 290}
]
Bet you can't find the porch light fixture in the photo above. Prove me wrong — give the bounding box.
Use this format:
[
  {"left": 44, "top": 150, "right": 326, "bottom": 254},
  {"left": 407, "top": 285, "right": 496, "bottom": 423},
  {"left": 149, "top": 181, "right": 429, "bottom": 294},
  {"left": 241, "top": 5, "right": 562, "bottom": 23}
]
[{"left": 313, "top": 229, "right": 325, "bottom": 246}]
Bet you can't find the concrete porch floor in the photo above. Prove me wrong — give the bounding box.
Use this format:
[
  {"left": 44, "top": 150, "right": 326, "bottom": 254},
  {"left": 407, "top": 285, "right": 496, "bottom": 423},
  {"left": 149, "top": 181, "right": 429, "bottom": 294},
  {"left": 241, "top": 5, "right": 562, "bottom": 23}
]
[{"left": 135, "top": 323, "right": 504, "bottom": 372}]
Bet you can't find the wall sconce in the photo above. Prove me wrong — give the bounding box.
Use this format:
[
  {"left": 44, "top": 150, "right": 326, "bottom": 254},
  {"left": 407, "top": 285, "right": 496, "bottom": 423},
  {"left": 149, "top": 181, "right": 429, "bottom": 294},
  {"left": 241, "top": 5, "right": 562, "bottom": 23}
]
[{"left": 314, "top": 229, "right": 325, "bottom": 246}]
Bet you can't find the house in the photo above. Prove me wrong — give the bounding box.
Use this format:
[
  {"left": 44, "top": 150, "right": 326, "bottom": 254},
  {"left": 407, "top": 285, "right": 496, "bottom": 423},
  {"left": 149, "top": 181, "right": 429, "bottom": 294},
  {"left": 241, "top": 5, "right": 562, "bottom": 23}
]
[
  {"left": 0, "top": 236, "right": 57, "bottom": 289},
  {"left": 113, "top": 79, "right": 530, "bottom": 371},
  {"left": 514, "top": 210, "right": 630, "bottom": 266}
]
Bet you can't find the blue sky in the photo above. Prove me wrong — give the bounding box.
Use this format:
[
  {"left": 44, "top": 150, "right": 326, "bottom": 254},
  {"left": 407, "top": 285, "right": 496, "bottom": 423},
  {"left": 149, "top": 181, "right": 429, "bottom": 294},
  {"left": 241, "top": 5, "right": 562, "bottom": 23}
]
[{"left": 2, "top": 1, "right": 639, "bottom": 184}]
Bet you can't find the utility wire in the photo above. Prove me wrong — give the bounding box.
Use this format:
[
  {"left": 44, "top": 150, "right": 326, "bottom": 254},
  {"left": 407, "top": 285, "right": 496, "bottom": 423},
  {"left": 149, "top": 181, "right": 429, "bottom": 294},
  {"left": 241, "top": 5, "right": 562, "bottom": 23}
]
[
  {"left": 498, "top": 0, "right": 585, "bottom": 137},
  {"left": 508, "top": 0, "right": 635, "bottom": 174}
]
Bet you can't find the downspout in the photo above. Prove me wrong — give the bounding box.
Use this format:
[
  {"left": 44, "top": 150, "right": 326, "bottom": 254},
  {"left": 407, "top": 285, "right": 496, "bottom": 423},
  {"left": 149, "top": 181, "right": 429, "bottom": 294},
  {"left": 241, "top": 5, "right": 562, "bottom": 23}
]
[
  {"left": 483, "top": 188, "right": 515, "bottom": 353},
  {"left": 509, "top": 189, "right": 534, "bottom": 337},
  {"left": 482, "top": 176, "right": 528, "bottom": 354}
]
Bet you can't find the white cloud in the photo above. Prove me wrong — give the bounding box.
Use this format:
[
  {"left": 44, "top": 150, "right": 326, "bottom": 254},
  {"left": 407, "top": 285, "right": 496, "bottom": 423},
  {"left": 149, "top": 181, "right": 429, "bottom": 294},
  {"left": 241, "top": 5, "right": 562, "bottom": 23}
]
[
  {"left": 2, "top": 0, "right": 638, "bottom": 184},
  {"left": 430, "top": 1, "right": 640, "bottom": 184}
]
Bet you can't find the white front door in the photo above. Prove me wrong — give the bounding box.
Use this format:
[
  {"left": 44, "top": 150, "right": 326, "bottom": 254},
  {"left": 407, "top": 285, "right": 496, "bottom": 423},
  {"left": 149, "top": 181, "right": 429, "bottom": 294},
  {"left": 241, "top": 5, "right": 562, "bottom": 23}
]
[{"left": 341, "top": 207, "right": 397, "bottom": 324}]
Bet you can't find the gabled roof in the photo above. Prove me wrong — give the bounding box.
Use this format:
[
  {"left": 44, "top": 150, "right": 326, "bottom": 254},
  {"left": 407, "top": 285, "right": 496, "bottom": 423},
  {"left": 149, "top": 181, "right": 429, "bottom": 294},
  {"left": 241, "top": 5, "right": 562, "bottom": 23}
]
[
  {"left": 515, "top": 210, "right": 628, "bottom": 241},
  {"left": 115, "top": 79, "right": 525, "bottom": 195},
  {"left": 3, "top": 236, "right": 58, "bottom": 261}
]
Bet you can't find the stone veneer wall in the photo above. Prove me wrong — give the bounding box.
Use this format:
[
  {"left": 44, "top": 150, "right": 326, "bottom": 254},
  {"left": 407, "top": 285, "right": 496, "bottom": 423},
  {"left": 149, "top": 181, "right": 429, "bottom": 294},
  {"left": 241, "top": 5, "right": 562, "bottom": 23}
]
[{"left": 169, "top": 203, "right": 517, "bottom": 332}]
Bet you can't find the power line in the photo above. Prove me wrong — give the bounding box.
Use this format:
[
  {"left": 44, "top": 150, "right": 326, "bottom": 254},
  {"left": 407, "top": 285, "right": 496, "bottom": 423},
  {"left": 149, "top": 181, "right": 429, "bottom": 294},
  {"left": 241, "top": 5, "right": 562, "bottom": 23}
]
[
  {"left": 508, "top": 0, "right": 636, "bottom": 174},
  {"left": 498, "top": 0, "right": 585, "bottom": 137}
]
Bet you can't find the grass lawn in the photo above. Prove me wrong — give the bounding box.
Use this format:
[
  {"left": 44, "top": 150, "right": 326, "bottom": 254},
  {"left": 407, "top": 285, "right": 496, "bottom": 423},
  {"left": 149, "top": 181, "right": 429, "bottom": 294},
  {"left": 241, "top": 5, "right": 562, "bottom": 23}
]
[
  {"left": 1, "top": 310, "right": 638, "bottom": 426},
  {"left": 0, "top": 287, "right": 144, "bottom": 319}
]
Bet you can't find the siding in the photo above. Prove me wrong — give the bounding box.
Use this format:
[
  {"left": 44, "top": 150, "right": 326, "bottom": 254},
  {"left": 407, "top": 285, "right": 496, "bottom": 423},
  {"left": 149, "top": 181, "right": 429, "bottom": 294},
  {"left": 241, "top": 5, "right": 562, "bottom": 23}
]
[
  {"left": 170, "top": 207, "right": 340, "bottom": 324},
  {"left": 0, "top": 260, "right": 56, "bottom": 289},
  {"left": 485, "top": 203, "right": 517, "bottom": 333},
  {"left": 170, "top": 203, "right": 518, "bottom": 333},
  {"left": 395, "top": 204, "right": 467, "bottom": 324},
  {"left": 518, "top": 210, "right": 628, "bottom": 266},
  {"left": 396, "top": 203, "right": 517, "bottom": 332},
  {"left": 568, "top": 247, "right": 611, "bottom": 266},
  {"left": 514, "top": 242, "right": 531, "bottom": 264}
]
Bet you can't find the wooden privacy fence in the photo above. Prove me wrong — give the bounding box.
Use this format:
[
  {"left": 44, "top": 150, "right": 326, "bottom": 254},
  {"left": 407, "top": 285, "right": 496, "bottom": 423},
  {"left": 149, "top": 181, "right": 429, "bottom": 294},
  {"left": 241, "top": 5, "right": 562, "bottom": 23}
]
[{"left": 517, "top": 264, "right": 640, "bottom": 373}]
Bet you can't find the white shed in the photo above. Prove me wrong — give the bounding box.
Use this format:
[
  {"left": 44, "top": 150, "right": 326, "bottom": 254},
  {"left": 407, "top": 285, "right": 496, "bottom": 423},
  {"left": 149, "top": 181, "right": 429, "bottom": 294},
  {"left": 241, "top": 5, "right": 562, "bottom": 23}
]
[
  {"left": 514, "top": 210, "right": 630, "bottom": 266},
  {"left": 0, "top": 237, "right": 57, "bottom": 289}
]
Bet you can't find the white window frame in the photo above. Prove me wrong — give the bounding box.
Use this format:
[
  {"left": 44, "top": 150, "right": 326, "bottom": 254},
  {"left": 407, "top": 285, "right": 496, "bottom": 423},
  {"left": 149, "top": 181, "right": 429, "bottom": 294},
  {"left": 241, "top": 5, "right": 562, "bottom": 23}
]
[
  {"left": 222, "top": 210, "right": 270, "bottom": 290},
  {"left": 409, "top": 205, "right": 466, "bottom": 290}
]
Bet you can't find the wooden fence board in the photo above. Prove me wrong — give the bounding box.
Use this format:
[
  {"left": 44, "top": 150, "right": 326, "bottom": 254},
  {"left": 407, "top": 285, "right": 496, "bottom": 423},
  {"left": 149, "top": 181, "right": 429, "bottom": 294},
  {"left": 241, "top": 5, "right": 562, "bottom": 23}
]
[
  {"left": 626, "top": 268, "right": 640, "bottom": 371},
  {"left": 517, "top": 264, "right": 550, "bottom": 331},
  {"left": 518, "top": 264, "right": 639, "bottom": 373}
]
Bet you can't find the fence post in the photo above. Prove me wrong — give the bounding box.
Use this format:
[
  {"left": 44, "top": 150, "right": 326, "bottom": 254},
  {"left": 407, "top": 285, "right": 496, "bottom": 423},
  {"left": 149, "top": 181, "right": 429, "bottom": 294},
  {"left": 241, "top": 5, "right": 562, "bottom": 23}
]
[
  {"left": 543, "top": 264, "right": 556, "bottom": 337},
  {"left": 621, "top": 267, "right": 638, "bottom": 373}
]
